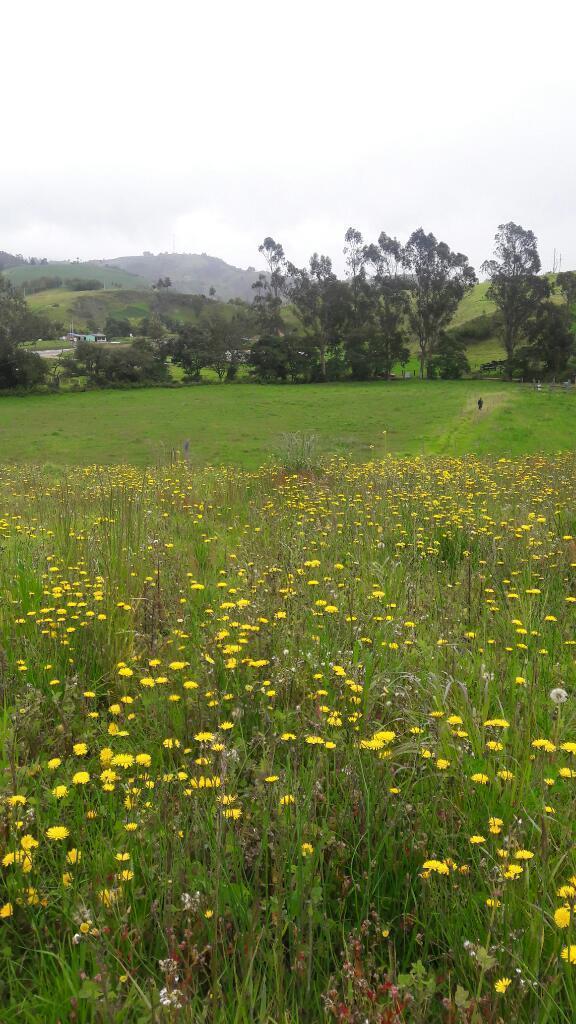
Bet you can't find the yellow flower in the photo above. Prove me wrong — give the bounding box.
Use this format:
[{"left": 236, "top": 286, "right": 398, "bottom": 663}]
[
  {"left": 532, "top": 739, "right": 556, "bottom": 752},
  {"left": 46, "top": 825, "right": 70, "bottom": 841},
  {"left": 0, "top": 903, "right": 13, "bottom": 918},
  {"left": 469, "top": 835, "right": 486, "bottom": 844},
  {"left": 561, "top": 945, "right": 576, "bottom": 964},
  {"left": 422, "top": 859, "right": 449, "bottom": 875},
  {"left": 301, "top": 842, "right": 314, "bottom": 857},
  {"left": 494, "top": 977, "right": 511, "bottom": 993},
  {"left": 20, "top": 834, "right": 39, "bottom": 851},
  {"left": 555, "top": 906, "right": 571, "bottom": 928},
  {"left": 98, "top": 888, "right": 118, "bottom": 907},
  {"left": 503, "top": 864, "right": 523, "bottom": 879},
  {"left": 111, "top": 753, "right": 134, "bottom": 768},
  {"left": 72, "top": 771, "right": 90, "bottom": 785}
]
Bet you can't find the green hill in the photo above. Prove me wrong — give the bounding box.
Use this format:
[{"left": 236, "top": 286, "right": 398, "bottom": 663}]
[
  {"left": 3, "top": 261, "right": 149, "bottom": 291},
  {"left": 4, "top": 252, "right": 265, "bottom": 303},
  {"left": 106, "top": 252, "right": 264, "bottom": 301},
  {"left": 451, "top": 281, "right": 495, "bottom": 326},
  {"left": 26, "top": 286, "right": 248, "bottom": 333}
]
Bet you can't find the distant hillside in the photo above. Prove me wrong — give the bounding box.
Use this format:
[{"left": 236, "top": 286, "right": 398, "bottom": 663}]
[
  {"left": 4, "top": 261, "right": 149, "bottom": 291},
  {"left": 104, "top": 253, "right": 264, "bottom": 302},
  {"left": 452, "top": 274, "right": 565, "bottom": 328},
  {"left": 26, "top": 286, "right": 248, "bottom": 333},
  {"left": 452, "top": 281, "right": 495, "bottom": 326}
]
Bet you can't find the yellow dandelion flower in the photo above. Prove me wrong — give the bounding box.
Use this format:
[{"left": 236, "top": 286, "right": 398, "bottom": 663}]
[
  {"left": 555, "top": 907, "right": 571, "bottom": 928},
  {"left": 46, "top": 825, "right": 70, "bottom": 841}
]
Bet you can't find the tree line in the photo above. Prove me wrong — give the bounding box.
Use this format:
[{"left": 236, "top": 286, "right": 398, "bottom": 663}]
[
  {"left": 1, "top": 222, "right": 575, "bottom": 390},
  {"left": 247, "top": 222, "right": 576, "bottom": 382}
]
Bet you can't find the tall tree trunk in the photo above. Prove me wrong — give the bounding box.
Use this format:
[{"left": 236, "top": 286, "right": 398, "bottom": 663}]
[
  {"left": 319, "top": 340, "right": 326, "bottom": 380},
  {"left": 505, "top": 327, "right": 514, "bottom": 380}
]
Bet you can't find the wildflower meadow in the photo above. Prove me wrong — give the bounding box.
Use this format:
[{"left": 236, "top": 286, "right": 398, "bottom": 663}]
[{"left": 1, "top": 452, "right": 575, "bottom": 1023}]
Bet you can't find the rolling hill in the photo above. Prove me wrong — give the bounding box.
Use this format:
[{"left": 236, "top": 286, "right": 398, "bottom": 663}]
[
  {"left": 103, "top": 253, "right": 264, "bottom": 301},
  {"left": 26, "top": 286, "right": 248, "bottom": 333},
  {"left": 3, "top": 261, "right": 149, "bottom": 291},
  {"left": 3, "top": 252, "right": 265, "bottom": 302}
]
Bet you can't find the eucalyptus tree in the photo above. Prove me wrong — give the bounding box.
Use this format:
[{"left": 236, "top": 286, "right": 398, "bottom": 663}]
[
  {"left": 286, "top": 253, "right": 350, "bottom": 380},
  {"left": 402, "top": 228, "right": 477, "bottom": 379},
  {"left": 482, "top": 222, "right": 549, "bottom": 377},
  {"left": 252, "top": 236, "right": 287, "bottom": 335}
]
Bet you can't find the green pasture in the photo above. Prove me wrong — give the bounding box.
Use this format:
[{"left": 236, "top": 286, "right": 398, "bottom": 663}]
[{"left": 0, "top": 380, "right": 574, "bottom": 467}]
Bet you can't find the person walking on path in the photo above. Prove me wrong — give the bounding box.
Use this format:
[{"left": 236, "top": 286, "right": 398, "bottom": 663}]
[{"left": 477, "top": 397, "right": 484, "bottom": 411}]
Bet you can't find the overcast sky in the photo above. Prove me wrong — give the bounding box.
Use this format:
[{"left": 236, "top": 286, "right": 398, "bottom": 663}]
[{"left": 2, "top": 0, "right": 575, "bottom": 275}]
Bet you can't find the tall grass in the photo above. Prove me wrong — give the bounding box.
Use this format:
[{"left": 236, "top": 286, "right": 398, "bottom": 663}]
[{"left": 0, "top": 454, "right": 575, "bottom": 1022}]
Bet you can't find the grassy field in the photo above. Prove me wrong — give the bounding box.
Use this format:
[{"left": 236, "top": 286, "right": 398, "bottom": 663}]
[
  {"left": 1, "top": 450, "right": 576, "bottom": 1022},
  {"left": 0, "top": 381, "right": 574, "bottom": 467}
]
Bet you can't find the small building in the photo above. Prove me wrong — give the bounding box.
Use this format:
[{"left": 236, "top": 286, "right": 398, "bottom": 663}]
[{"left": 65, "top": 332, "right": 107, "bottom": 344}]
